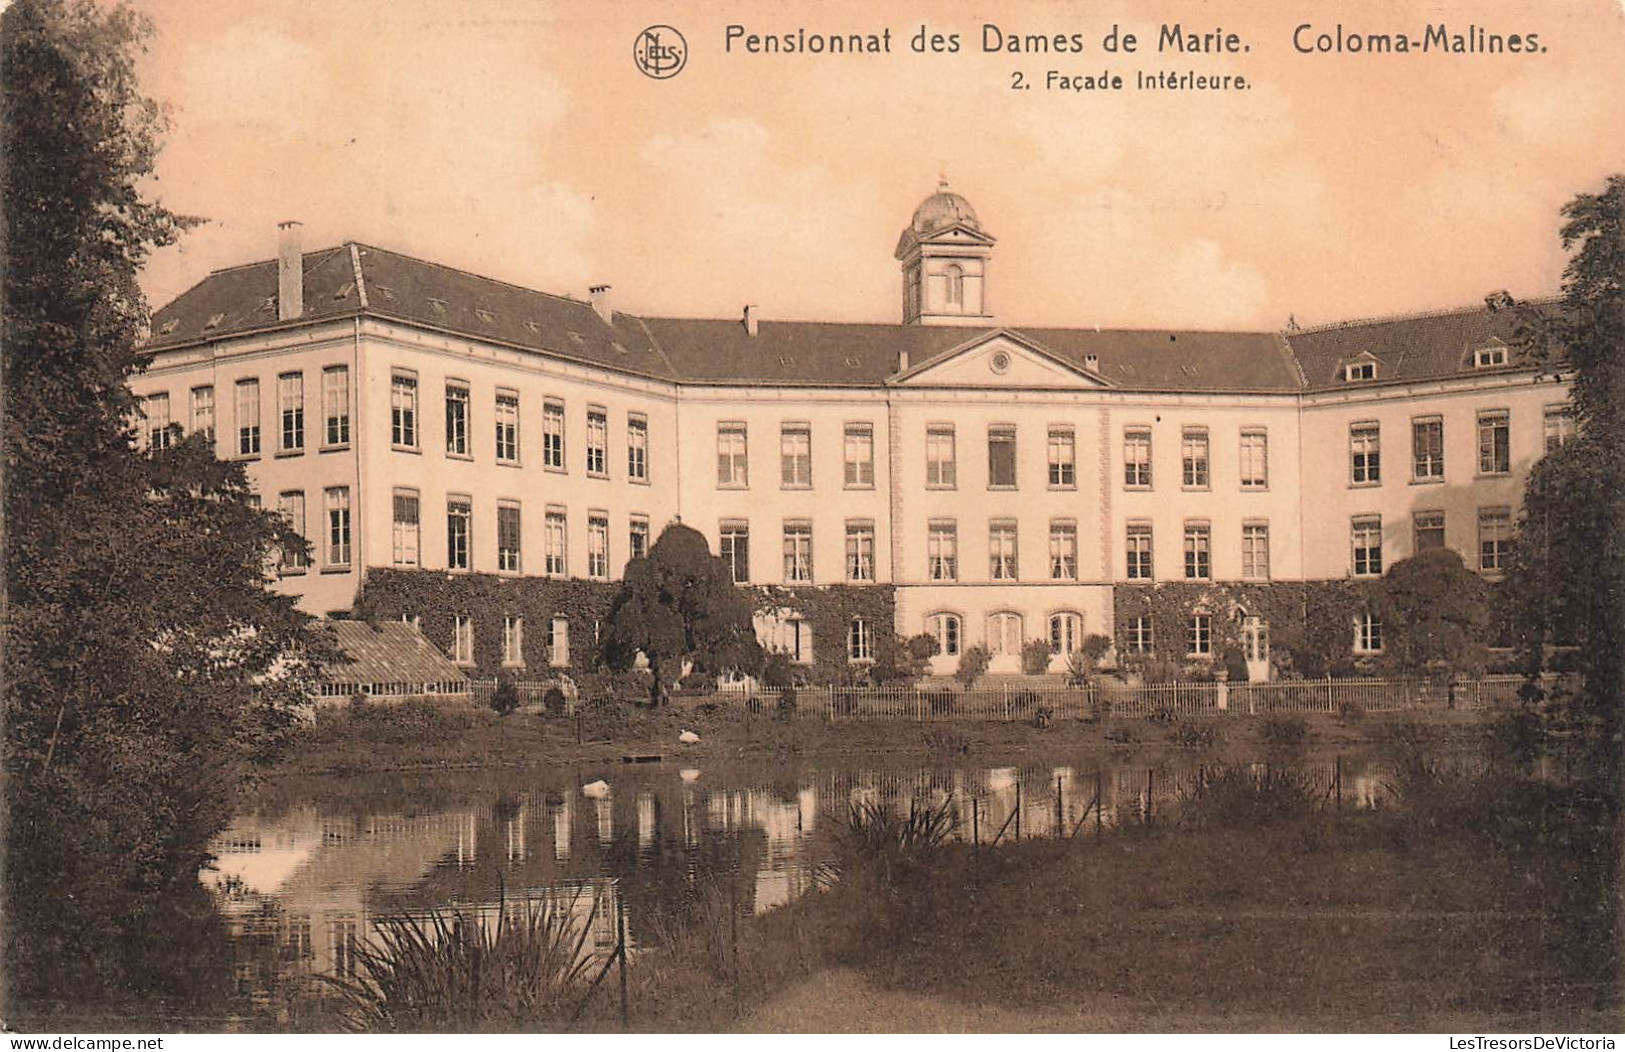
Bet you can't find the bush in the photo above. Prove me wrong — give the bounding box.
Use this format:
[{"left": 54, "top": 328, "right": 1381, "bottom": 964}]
[
  {"left": 1104, "top": 724, "right": 1139, "bottom": 745},
  {"left": 542, "top": 686, "right": 567, "bottom": 716},
  {"left": 1178, "top": 765, "right": 1320, "bottom": 829},
  {"left": 322, "top": 888, "right": 600, "bottom": 1031},
  {"left": 1032, "top": 705, "right": 1055, "bottom": 729},
  {"left": 1021, "top": 638, "right": 1055, "bottom": 675},
  {"left": 922, "top": 729, "right": 969, "bottom": 754},
  {"left": 1259, "top": 714, "right": 1310, "bottom": 747},
  {"left": 1171, "top": 722, "right": 1222, "bottom": 749},
  {"left": 955, "top": 645, "right": 991, "bottom": 688},
  {"left": 776, "top": 687, "right": 798, "bottom": 718},
  {"left": 491, "top": 679, "right": 520, "bottom": 717},
  {"left": 1335, "top": 699, "right": 1366, "bottom": 723},
  {"left": 676, "top": 670, "right": 717, "bottom": 695},
  {"left": 760, "top": 650, "right": 797, "bottom": 690}
]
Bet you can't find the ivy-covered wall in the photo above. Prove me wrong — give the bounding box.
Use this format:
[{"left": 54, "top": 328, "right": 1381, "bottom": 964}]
[
  {"left": 750, "top": 584, "right": 898, "bottom": 685},
  {"left": 1112, "top": 580, "right": 1379, "bottom": 680},
  {"left": 354, "top": 568, "right": 621, "bottom": 678}
]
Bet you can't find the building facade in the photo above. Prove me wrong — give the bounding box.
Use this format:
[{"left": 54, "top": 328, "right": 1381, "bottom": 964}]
[{"left": 131, "top": 187, "right": 1572, "bottom": 679}]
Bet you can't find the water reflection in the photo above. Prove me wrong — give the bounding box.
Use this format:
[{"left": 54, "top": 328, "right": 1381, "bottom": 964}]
[{"left": 204, "top": 752, "right": 1412, "bottom": 1009}]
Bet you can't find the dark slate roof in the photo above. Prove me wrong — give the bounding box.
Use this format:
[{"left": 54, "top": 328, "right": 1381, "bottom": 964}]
[
  {"left": 1283, "top": 303, "right": 1541, "bottom": 391},
  {"left": 146, "top": 242, "right": 1549, "bottom": 394},
  {"left": 321, "top": 621, "right": 467, "bottom": 687}
]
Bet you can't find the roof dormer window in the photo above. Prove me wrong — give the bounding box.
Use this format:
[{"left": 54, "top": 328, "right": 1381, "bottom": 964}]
[
  {"left": 1344, "top": 358, "right": 1378, "bottom": 382},
  {"left": 1474, "top": 340, "right": 1509, "bottom": 368}
]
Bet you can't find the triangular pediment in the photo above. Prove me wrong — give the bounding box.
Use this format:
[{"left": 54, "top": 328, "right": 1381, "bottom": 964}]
[
  {"left": 895, "top": 223, "right": 998, "bottom": 258},
  {"left": 895, "top": 330, "right": 1112, "bottom": 389}
]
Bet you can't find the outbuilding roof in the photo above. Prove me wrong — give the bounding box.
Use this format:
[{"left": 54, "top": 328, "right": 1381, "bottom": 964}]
[
  {"left": 145, "top": 241, "right": 1554, "bottom": 394},
  {"left": 320, "top": 620, "right": 467, "bottom": 689}
]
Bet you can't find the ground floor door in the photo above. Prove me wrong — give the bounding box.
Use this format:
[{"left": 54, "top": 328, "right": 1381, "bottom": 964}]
[
  {"left": 1242, "top": 616, "right": 1270, "bottom": 682},
  {"left": 986, "top": 612, "right": 1024, "bottom": 673}
]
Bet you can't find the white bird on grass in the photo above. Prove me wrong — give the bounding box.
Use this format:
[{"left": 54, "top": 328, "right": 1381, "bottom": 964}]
[
  {"left": 581, "top": 780, "right": 610, "bottom": 799},
  {"left": 678, "top": 729, "right": 701, "bottom": 744}
]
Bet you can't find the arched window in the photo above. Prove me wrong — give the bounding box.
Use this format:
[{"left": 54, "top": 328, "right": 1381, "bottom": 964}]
[
  {"left": 927, "top": 612, "right": 962, "bottom": 658},
  {"left": 987, "top": 611, "right": 1023, "bottom": 656},
  {"left": 1048, "top": 612, "right": 1083, "bottom": 655},
  {"left": 945, "top": 264, "right": 965, "bottom": 307}
]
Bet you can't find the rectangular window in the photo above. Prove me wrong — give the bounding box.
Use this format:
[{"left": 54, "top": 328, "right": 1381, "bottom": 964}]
[
  {"left": 321, "top": 367, "right": 349, "bottom": 447},
  {"left": 586, "top": 408, "right": 608, "bottom": 476},
  {"left": 989, "top": 520, "right": 1018, "bottom": 580},
  {"left": 783, "top": 521, "right": 813, "bottom": 583},
  {"left": 844, "top": 423, "right": 875, "bottom": 488},
  {"left": 1479, "top": 508, "right": 1511, "bottom": 573},
  {"left": 780, "top": 424, "right": 812, "bottom": 488},
  {"left": 452, "top": 615, "right": 474, "bottom": 666},
  {"left": 987, "top": 426, "right": 1017, "bottom": 489},
  {"left": 1049, "top": 520, "right": 1078, "bottom": 581},
  {"left": 1181, "top": 427, "right": 1210, "bottom": 489},
  {"left": 392, "top": 489, "right": 421, "bottom": 566},
  {"left": 848, "top": 618, "right": 873, "bottom": 663},
  {"left": 717, "top": 423, "right": 748, "bottom": 488},
  {"left": 925, "top": 426, "right": 956, "bottom": 488},
  {"left": 493, "top": 391, "right": 520, "bottom": 463},
  {"left": 1543, "top": 404, "right": 1574, "bottom": 452},
  {"left": 1412, "top": 417, "right": 1444, "bottom": 480},
  {"left": 542, "top": 400, "right": 566, "bottom": 470},
  {"left": 1478, "top": 410, "right": 1510, "bottom": 474},
  {"left": 846, "top": 521, "right": 876, "bottom": 582},
  {"left": 1414, "top": 511, "right": 1446, "bottom": 553},
  {"left": 1126, "top": 522, "right": 1153, "bottom": 580},
  {"left": 502, "top": 616, "right": 524, "bottom": 668},
  {"left": 1183, "top": 522, "right": 1211, "bottom": 580},
  {"left": 1048, "top": 427, "right": 1076, "bottom": 488},
  {"left": 447, "top": 498, "right": 472, "bottom": 571},
  {"left": 587, "top": 514, "right": 609, "bottom": 579},
  {"left": 1355, "top": 612, "right": 1383, "bottom": 654},
  {"left": 627, "top": 415, "right": 648, "bottom": 481},
  {"left": 277, "top": 491, "right": 307, "bottom": 572},
  {"left": 1126, "top": 615, "right": 1154, "bottom": 654},
  {"left": 1352, "top": 516, "right": 1383, "bottom": 577},
  {"left": 545, "top": 509, "right": 567, "bottom": 577},
  {"left": 445, "top": 382, "right": 470, "bottom": 456},
  {"left": 629, "top": 515, "right": 650, "bottom": 562},
  {"left": 190, "top": 386, "right": 215, "bottom": 443},
  {"left": 1239, "top": 430, "right": 1268, "bottom": 489},
  {"left": 720, "top": 520, "right": 750, "bottom": 584},
  {"left": 391, "top": 372, "right": 418, "bottom": 448},
  {"left": 144, "top": 391, "right": 172, "bottom": 450},
  {"left": 1241, "top": 522, "right": 1270, "bottom": 581},
  {"left": 324, "top": 487, "right": 351, "bottom": 568},
  {"left": 498, "top": 502, "right": 522, "bottom": 573},
  {"left": 1350, "top": 423, "right": 1380, "bottom": 485},
  {"left": 927, "top": 521, "right": 958, "bottom": 582},
  {"left": 548, "top": 617, "right": 569, "bottom": 667},
  {"left": 235, "top": 378, "right": 261, "bottom": 457},
  {"left": 1124, "top": 428, "right": 1152, "bottom": 489},
  {"left": 277, "top": 372, "right": 304, "bottom": 453},
  {"left": 1187, "top": 614, "right": 1212, "bottom": 657}
]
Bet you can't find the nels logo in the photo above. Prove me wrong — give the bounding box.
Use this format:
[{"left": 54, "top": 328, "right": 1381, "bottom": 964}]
[{"left": 634, "top": 25, "right": 687, "bottom": 79}]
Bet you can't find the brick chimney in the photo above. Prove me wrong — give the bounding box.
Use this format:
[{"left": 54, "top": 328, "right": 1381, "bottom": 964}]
[
  {"left": 590, "top": 284, "right": 613, "bottom": 324},
  {"left": 743, "top": 304, "right": 759, "bottom": 337},
  {"left": 277, "top": 221, "right": 303, "bottom": 321},
  {"left": 897, "top": 349, "right": 910, "bottom": 372}
]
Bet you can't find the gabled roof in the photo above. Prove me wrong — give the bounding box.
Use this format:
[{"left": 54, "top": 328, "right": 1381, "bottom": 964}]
[
  {"left": 321, "top": 620, "right": 467, "bottom": 688},
  {"left": 145, "top": 241, "right": 1554, "bottom": 395}
]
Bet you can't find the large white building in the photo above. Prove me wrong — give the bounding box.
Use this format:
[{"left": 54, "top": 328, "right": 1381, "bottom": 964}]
[{"left": 131, "top": 185, "right": 1571, "bottom": 680}]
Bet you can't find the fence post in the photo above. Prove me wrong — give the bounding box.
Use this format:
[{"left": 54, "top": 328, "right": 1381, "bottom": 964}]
[
  {"left": 1055, "top": 773, "right": 1064, "bottom": 837},
  {"left": 1003, "top": 682, "right": 1010, "bottom": 722},
  {"left": 972, "top": 797, "right": 980, "bottom": 848},
  {"left": 1095, "top": 768, "right": 1104, "bottom": 838},
  {"left": 617, "top": 889, "right": 630, "bottom": 1029},
  {"left": 1014, "top": 779, "right": 1022, "bottom": 841}
]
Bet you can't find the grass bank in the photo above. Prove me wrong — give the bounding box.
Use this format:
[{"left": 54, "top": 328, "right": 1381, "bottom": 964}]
[{"left": 278, "top": 696, "right": 1496, "bottom": 777}]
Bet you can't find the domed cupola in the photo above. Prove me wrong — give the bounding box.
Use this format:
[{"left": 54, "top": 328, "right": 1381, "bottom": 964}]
[{"left": 895, "top": 178, "right": 996, "bottom": 326}]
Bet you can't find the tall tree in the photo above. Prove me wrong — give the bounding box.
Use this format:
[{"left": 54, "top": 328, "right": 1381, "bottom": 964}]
[
  {"left": 600, "top": 524, "right": 763, "bottom": 704},
  {"left": 1372, "top": 549, "right": 1491, "bottom": 682},
  {"left": 1506, "top": 175, "right": 1625, "bottom": 758},
  {"left": 3, "top": 0, "right": 325, "bottom": 1005}
]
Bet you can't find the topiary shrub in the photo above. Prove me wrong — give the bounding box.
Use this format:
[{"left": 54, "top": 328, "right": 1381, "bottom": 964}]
[
  {"left": 542, "top": 686, "right": 567, "bottom": 716},
  {"left": 955, "top": 645, "right": 991, "bottom": 689},
  {"left": 491, "top": 679, "right": 520, "bottom": 717},
  {"left": 1021, "top": 638, "right": 1054, "bottom": 675}
]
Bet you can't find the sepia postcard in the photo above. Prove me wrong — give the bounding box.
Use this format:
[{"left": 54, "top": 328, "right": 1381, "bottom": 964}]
[{"left": 3, "top": 0, "right": 1623, "bottom": 1041}]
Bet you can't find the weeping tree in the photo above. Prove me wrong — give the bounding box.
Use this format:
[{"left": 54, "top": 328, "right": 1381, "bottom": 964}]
[
  {"left": 600, "top": 524, "right": 764, "bottom": 704},
  {"left": 3, "top": 0, "right": 328, "bottom": 1005}
]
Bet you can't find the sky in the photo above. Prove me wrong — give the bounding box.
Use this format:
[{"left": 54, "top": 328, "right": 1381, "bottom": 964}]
[{"left": 131, "top": 0, "right": 1625, "bottom": 331}]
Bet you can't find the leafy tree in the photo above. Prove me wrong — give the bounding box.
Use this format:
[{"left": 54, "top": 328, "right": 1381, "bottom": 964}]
[
  {"left": 2, "top": 0, "right": 325, "bottom": 1004},
  {"left": 954, "top": 645, "right": 991, "bottom": 688},
  {"left": 1506, "top": 175, "right": 1625, "bottom": 755},
  {"left": 600, "top": 524, "right": 763, "bottom": 704},
  {"left": 1372, "top": 549, "right": 1491, "bottom": 681}
]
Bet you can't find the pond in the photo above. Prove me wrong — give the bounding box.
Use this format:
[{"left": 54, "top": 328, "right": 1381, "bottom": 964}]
[{"left": 206, "top": 749, "right": 1417, "bottom": 1014}]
